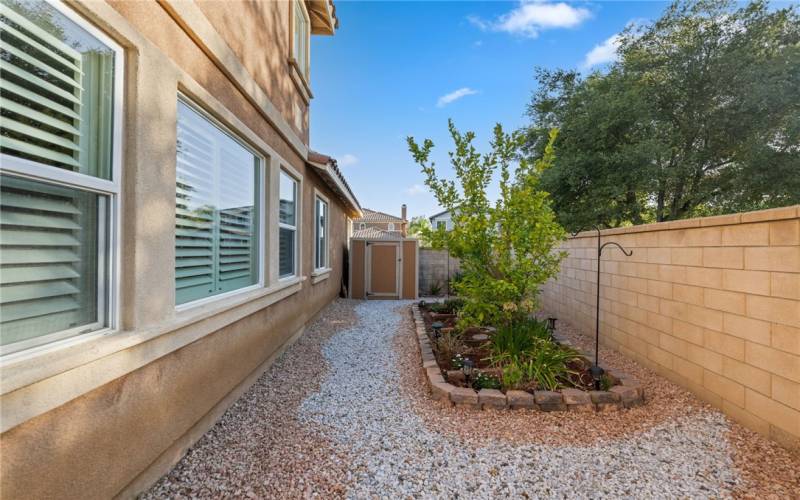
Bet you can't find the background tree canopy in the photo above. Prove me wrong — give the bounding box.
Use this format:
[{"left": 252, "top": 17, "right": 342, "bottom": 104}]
[
  {"left": 407, "top": 215, "right": 432, "bottom": 247},
  {"left": 525, "top": 0, "right": 800, "bottom": 231}
]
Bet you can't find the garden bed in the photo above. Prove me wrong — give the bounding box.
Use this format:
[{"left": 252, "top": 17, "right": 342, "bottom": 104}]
[{"left": 413, "top": 301, "right": 645, "bottom": 411}]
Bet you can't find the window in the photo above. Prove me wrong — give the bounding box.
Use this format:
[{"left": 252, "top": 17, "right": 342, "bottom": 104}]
[
  {"left": 437, "top": 221, "right": 447, "bottom": 230},
  {"left": 175, "top": 100, "right": 261, "bottom": 305},
  {"left": 279, "top": 170, "right": 298, "bottom": 278},
  {"left": 359, "top": 222, "right": 365, "bottom": 230},
  {"left": 388, "top": 222, "right": 395, "bottom": 231},
  {"left": 314, "top": 195, "right": 328, "bottom": 270},
  {"left": 292, "top": 0, "right": 309, "bottom": 80},
  {"left": 0, "top": 0, "right": 121, "bottom": 354}
]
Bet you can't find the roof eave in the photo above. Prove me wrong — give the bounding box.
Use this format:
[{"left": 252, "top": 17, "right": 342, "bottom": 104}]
[
  {"left": 307, "top": 157, "right": 362, "bottom": 218},
  {"left": 308, "top": 0, "right": 338, "bottom": 36}
]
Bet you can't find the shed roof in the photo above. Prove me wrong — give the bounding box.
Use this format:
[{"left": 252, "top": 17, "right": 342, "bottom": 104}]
[{"left": 352, "top": 228, "right": 403, "bottom": 240}]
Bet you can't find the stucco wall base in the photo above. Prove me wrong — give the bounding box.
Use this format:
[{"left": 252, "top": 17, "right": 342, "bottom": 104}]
[{"left": 116, "top": 323, "right": 307, "bottom": 499}]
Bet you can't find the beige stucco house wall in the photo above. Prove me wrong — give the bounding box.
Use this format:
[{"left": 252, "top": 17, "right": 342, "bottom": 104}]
[{"left": 0, "top": 1, "right": 360, "bottom": 498}]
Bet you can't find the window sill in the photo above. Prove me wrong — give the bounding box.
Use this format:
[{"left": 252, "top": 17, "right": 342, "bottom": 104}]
[
  {"left": 287, "top": 57, "right": 313, "bottom": 104},
  {"left": 0, "top": 278, "right": 304, "bottom": 403},
  {"left": 311, "top": 268, "right": 332, "bottom": 284}
]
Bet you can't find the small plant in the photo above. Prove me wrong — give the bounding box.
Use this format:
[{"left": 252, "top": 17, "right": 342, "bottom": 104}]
[
  {"left": 429, "top": 281, "right": 442, "bottom": 296},
  {"left": 451, "top": 353, "right": 465, "bottom": 369},
  {"left": 428, "top": 298, "right": 465, "bottom": 315},
  {"left": 472, "top": 370, "right": 501, "bottom": 390},
  {"left": 443, "top": 297, "right": 465, "bottom": 312},
  {"left": 600, "top": 374, "right": 613, "bottom": 391},
  {"left": 500, "top": 361, "right": 525, "bottom": 390},
  {"left": 486, "top": 317, "right": 552, "bottom": 363},
  {"left": 522, "top": 343, "right": 582, "bottom": 391},
  {"left": 436, "top": 329, "right": 462, "bottom": 366}
]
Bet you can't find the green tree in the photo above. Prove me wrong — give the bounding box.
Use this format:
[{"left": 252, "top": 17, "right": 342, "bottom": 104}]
[
  {"left": 407, "top": 121, "right": 565, "bottom": 326},
  {"left": 407, "top": 215, "right": 432, "bottom": 247},
  {"left": 526, "top": 0, "right": 800, "bottom": 231}
]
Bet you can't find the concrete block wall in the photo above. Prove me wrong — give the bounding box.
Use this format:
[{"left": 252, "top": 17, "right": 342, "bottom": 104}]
[
  {"left": 540, "top": 205, "right": 800, "bottom": 452},
  {"left": 418, "top": 248, "right": 461, "bottom": 296}
]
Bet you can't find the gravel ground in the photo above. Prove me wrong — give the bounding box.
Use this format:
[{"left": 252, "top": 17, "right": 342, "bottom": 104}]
[
  {"left": 143, "top": 300, "right": 359, "bottom": 498},
  {"left": 144, "top": 299, "right": 800, "bottom": 499}
]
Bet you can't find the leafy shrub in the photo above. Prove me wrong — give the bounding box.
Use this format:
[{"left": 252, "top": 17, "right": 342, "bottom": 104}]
[
  {"left": 448, "top": 271, "right": 464, "bottom": 293},
  {"left": 429, "top": 281, "right": 442, "bottom": 296},
  {"left": 408, "top": 122, "right": 566, "bottom": 327}
]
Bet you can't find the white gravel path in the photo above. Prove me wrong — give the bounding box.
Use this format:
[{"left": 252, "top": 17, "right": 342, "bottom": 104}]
[{"left": 299, "top": 300, "right": 742, "bottom": 498}]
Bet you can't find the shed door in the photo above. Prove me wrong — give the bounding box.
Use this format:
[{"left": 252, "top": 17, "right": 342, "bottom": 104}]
[{"left": 367, "top": 242, "right": 400, "bottom": 298}]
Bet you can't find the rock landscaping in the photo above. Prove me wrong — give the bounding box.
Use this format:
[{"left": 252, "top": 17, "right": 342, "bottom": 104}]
[
  {"left": 414, "top": 302, "right": 645, "bottom": 412},
  {"left": 144, "top": 299, "right": 800, "bottom": 498}
]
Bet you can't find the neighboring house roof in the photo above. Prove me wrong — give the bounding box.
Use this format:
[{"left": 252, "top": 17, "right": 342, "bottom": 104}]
[
  {"left": 354, "top": 208, "right": 404, "bottom": 224},
  {"left": 429, "top": 209, "right": 450, "bottom": 220},
  {"left": 307, "top": 151, "right": 361, "bottom": 217},
  {"left": 352, "top": 227, "right": 403, "bottom": 240}
]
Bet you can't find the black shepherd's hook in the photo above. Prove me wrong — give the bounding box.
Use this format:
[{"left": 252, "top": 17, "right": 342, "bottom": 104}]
[
  {"left": 600, "top": 241, "right": 633, "bottom": 257},
  {"left": 569, "top": 225, "right": 633, "bottom": 389}
]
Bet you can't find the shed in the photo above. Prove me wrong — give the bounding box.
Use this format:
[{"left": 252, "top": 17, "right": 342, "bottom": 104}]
[{"left": 349, "top": 234, "right": 418, "bottom": 300}]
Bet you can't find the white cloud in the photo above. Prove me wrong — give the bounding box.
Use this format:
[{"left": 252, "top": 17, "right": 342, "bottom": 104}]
[
  {"left": 582, "top": 34, "right": 621, "bottom": 69},
  {"left": 405, "top": 184, "right": 427, "bottom": 196},
  {"left": 338, "top": 153, "right": 359, "bottom": 167},
  {"left": 436, "top": 87, "right": 478, "bottom": 108},
  {"left": 470, "top": 1, "right": 591, "bottom": 38}
]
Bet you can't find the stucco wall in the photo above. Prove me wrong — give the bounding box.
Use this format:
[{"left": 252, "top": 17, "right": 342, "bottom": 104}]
[
  {"left": 418, "top": 248, "right": 461, "bottom": 296},
  {"left": 540, "top": 206, "right": 800, "bottom": 452},
  {"left": 0, "top": 1, "right": 351, "bottom": 498},
  {"left": 195, "top": 0, "right": 309, "bottom": 142}
]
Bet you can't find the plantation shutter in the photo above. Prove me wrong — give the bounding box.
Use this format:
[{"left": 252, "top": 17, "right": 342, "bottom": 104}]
[
  {"left": 0, "top": 176, "right": 98, "bottom": 346},
  {"left": 175, "top": 105, "right": 217, "bottom": 304},
  {"left": 0, "top": 2, "right": 83, "bottom": 171},
  {"left": 217, "top": 149, "right": 258, "bottom": 293},
  {"left": 175, "top": 101, "right": 258, "bottom": 305}
]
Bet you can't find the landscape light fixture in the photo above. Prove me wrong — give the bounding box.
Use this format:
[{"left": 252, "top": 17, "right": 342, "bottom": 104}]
[
  {"left": 419, "top": 300, "right": 426, "bottom": 308},
  {"left": 431, "top": 321, "right": 444, "bottom": 340},
  {"left": 571, "top": 225, "right": 633, "bottom": 390},
  {"left": 546, "top": 317, "right": 557, "bottom": 332},
  {"left": 462, "top": 358, "right": 475, "bottom": 384}
]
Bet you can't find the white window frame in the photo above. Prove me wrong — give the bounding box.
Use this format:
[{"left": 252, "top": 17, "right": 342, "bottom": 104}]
[
  {"left": 291, "top": 0, "right": 311, "bottom": 81},
  {"left": 173, "top": 95, "right": 267, "bottom": 312},
  {"left": 278, "top": 168, "right": 300, "bottom": 280},
  {"left": 313, "top": 189, "right": 330, "bottom": 272},
  {"left": 388, "top": 222, "right": 395, "bottom": 231},
  {"left": 0, "top": 0, "right": 124, "bottom": 357},
  {"left": 359, "top": 222, "right": 366, "bottom": 230}
]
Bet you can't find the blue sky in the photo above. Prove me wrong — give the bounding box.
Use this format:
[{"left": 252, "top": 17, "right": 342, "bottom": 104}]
[{"left": 310, "top": 1, "right": 670, "bottom": 220}]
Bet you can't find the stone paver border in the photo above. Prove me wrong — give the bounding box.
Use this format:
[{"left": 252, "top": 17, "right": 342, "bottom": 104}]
[{"left": 412, "top": 304, "right": 645, "bottom": 411}]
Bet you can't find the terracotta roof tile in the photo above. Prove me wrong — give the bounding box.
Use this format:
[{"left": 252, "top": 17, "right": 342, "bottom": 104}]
[{"left": 354, "top": 208, "right": 404, "bottom": 223}]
